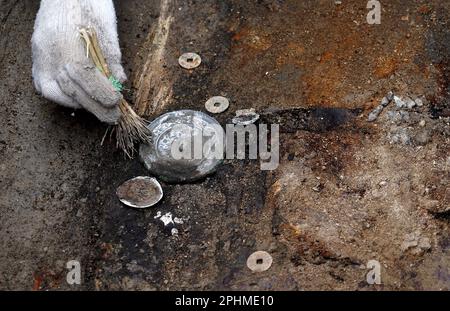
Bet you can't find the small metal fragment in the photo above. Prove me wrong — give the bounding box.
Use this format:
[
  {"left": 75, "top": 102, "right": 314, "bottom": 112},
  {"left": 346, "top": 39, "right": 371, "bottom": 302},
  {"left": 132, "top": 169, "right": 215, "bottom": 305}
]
[
  {"left": 154, "top": 211, "right": 175, "bottom": 226},
  {"left": 232, "top": 109, "right": 260, "bottom": 125},
  {"left": 178, "top": 52, "right": 201, "bottom": 69},
  {"left": 205, "top": 96, "right": 230, "bottom": 114},
  {"left": 247, "top": 251, "right": 273, "bottom": 272},
  {"left": 116, "top": 177, "right": 163, "bottom": 209}
]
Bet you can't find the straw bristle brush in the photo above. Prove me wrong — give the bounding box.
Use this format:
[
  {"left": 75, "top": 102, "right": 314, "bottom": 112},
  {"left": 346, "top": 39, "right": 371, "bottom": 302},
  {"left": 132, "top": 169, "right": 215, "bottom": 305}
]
[{"left": 79, "top": 28, "right": 151, "bottom": 157}]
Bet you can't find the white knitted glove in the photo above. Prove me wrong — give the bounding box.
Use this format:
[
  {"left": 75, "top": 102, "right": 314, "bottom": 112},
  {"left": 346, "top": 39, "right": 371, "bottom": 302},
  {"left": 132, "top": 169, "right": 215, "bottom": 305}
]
[{"left": 32, "top": 0, "right": 127, "bottom": 124}]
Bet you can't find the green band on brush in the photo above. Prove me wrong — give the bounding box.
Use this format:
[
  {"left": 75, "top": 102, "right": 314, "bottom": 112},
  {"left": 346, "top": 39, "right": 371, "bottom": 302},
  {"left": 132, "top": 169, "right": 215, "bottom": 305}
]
[{"left": 109, "top": 76, "right": 123, "bottom": 92}]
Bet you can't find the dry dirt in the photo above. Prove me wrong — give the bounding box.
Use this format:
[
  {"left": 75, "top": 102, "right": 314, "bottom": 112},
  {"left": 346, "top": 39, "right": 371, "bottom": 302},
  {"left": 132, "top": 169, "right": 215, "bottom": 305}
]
[{"left": 0, "top": 0, "right": 449, "bottom": 290}]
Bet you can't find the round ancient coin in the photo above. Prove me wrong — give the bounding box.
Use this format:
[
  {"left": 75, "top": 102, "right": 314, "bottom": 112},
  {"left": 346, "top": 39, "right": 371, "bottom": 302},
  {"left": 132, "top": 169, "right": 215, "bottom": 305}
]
[
  {"left": 116, "top": 176, "right": 163, "bottom": 209},
  {"left": 205, "top": 96, "right": 229, "bottom": 114},
  {"left": 178, "top": 52, "right": 202, "bottom": 69},
  {"left": 246, "top": 251, "right": 273, "bottom": 272}
]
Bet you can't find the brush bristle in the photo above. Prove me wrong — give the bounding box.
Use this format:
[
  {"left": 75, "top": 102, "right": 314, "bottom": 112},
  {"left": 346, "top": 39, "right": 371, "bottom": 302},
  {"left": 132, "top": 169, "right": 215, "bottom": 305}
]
[
  {"left": 116, "top": 100, "right": 152, "bottom": 158},
  {"left": 80, "top": 27, "right": 152, "bottom": 157}
]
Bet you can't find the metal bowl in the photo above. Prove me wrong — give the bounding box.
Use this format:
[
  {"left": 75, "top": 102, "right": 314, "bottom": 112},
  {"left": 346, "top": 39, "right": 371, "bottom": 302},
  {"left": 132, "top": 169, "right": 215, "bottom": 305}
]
[{"left": 139, "top": 110, "right": 225, "bottom": 183}]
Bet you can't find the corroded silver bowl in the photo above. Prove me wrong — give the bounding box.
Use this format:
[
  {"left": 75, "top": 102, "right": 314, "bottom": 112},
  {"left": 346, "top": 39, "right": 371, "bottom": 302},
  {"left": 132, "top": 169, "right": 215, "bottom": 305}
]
[{"left": 139, "top": 110, "right": 225, "bottom": 183}]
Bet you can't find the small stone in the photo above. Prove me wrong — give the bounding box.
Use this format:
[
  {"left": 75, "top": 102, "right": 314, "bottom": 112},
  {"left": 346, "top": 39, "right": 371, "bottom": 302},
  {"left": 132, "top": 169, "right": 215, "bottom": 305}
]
[
  {"left": 414, "top": 130, "right": 431, "bottom": 146},
  {"left": 394, "top": 96, "right": 406, "bottom": 109},
  {"left": 380, "top": 97, "right": 390, "bottom": 107},
  {"left": 380, "top": 91, "right": 394, "bottom": 107},
  {"left": 401, "top": 233, "right": 419, "bottom": 252},
  {"left": 418, "top": 238, "right": 431, "bottom": 251},
  {"left": 371, "top": 189, "right": 382, "bottom": 198},
  {"left": 419, "top": 120, "right": 426, "bottom": 127},
  {"left": 415, "top": 98, "right": 424, "bottom": 107},
  {"left": 389, "top": 128, "right": 412, "bottom": 145},
  {"left": 386, "top": 91, "right": 394, "bottom": 101},
  {"left": 368, "top": 105, "right": 384, "bottom": 122},
  {"left": 312, "top": 183, "right": 323, "bottom": 192},
  {"left": 173, "top": 217, "right": 184, "bottom": 225},
  {"left": 401, "top": 231, "right": 431, "bottom": 255},
  {"left": 406, "top": 97, "right": 417, "bottom": 109},
  {"left": 400, "top": 111, "right": 410, "bottom": 120},
  {"left": 268, "top": 242, "right": 278, "bottom": 252},
  {"left": 387, "top": 111, "right": 410, "bottom": 123}
]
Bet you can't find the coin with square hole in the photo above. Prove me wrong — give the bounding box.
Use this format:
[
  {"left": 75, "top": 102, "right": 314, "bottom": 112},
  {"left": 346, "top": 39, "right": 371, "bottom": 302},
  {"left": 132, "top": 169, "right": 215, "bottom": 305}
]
[
  {"left": 205, "top": 96, "right": 230, "bottom": 114},
  {"left": 247, "top": 251, "right": 273, "bottom": 272},
  {"left": 178, "top": 52, "right": 202, "bottom": 69}
]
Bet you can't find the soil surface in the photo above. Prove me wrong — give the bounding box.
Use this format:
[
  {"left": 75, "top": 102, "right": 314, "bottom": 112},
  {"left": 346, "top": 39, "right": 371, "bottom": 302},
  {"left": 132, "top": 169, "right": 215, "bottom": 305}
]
[{"left": 0, "top": 0, "right": 449, "bottom": 290}]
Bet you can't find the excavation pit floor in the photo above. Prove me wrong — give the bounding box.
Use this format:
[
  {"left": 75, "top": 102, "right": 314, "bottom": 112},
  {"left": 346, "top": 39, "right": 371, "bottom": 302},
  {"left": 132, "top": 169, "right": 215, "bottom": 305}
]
[{"left": 0, "top": 0, "right": 449, "bottom": 290}]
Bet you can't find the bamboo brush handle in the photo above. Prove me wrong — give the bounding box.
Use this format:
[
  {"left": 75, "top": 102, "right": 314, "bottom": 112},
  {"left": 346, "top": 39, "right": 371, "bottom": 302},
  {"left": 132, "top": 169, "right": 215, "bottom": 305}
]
[{"left": 80, "top": 28, "right": 111, "bottom": 78}]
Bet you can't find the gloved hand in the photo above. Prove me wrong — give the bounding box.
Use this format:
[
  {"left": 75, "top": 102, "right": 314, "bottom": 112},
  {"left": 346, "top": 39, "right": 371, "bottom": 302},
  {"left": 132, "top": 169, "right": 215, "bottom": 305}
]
[{"left": 32, "top": 0, "right": 127, "bottom": 124}]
